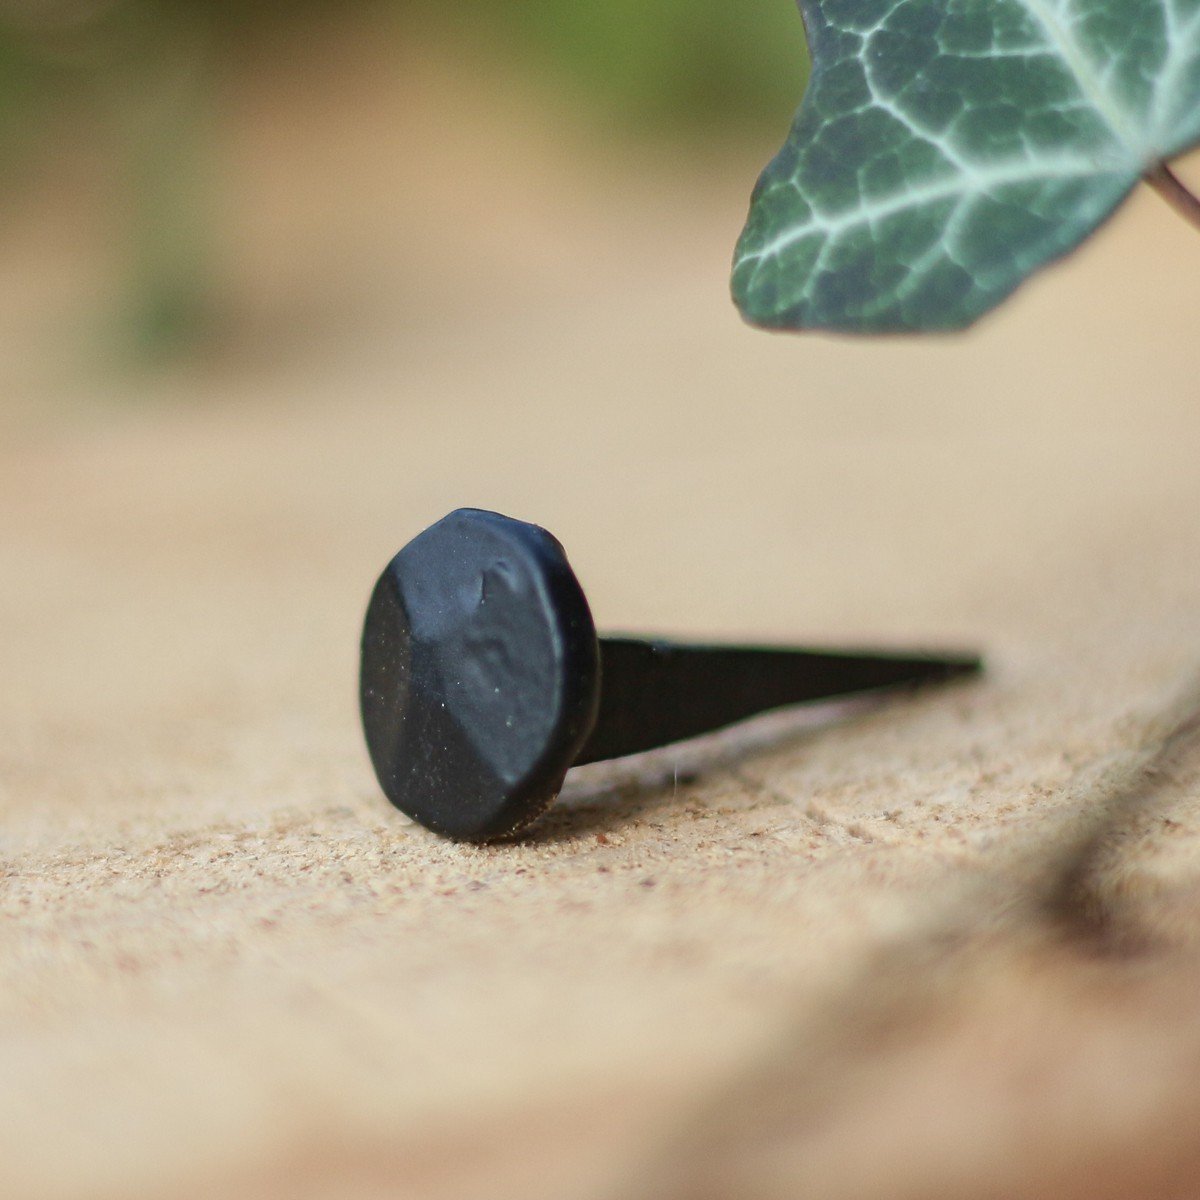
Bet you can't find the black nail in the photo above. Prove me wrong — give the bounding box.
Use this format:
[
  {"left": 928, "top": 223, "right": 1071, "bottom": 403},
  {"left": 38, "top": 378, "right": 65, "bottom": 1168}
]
[{"left": 360, "top": 509, "right": 982, "bottom": 842}]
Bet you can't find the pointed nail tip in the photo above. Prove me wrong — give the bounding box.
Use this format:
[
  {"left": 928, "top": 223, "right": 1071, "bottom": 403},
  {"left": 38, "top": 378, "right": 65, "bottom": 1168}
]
[{"left": 924, "top": 653, "right": 985, "bottom": 682}]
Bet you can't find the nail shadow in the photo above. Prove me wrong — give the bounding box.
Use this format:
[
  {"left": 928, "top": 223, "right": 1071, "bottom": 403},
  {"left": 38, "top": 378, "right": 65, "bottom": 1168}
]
[{"left": 518, "top": 692, "right": 893, "bottom": 844}]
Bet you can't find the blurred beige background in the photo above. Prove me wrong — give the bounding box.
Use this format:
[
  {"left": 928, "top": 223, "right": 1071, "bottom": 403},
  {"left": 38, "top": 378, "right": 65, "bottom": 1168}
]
[{"left": 4, "top": 5, "right": 1200, "bottom": 1199}]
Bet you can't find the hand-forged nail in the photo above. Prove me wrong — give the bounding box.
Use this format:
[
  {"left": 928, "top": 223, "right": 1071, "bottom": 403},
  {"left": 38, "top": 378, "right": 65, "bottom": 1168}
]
[{"left": 360, "top": 509, "right": 982, "bottom": 841}]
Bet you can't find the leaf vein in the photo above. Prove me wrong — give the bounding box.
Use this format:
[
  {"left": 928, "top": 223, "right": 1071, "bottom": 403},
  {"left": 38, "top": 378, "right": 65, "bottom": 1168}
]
[{"left": 740, "top": 155, "right": 1103, "bottom": 265}]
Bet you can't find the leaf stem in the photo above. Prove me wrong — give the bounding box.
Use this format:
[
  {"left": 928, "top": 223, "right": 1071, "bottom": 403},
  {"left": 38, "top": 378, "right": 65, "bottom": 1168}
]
[{"left": 1146, "top": 161, "right": 1200, "bottom": 233}]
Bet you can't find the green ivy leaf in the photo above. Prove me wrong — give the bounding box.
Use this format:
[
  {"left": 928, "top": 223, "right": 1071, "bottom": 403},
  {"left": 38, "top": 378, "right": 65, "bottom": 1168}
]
[{"left": 733, "top": 0, "right": 1200, "bottom": 332}]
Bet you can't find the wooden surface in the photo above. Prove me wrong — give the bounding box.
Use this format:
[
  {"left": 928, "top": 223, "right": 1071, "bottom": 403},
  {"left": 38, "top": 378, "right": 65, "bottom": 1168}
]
[{"left": 4, "top": 46, "right": 1200, "bottom": 1197}]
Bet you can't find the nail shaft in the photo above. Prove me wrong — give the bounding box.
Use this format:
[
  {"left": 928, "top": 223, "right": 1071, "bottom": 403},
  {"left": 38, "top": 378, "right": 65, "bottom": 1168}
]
[{"left": 574, "top": 638, "right": 981, "bottom": 764}]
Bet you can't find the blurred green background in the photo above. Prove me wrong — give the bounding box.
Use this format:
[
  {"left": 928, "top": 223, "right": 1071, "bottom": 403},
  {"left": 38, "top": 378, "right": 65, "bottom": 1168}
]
[
  {"left": 0, "top": 0, "right": 809, "bottom": 365},
  {"left": 429, "top": 0, "right": 809, "bottom": 127}
]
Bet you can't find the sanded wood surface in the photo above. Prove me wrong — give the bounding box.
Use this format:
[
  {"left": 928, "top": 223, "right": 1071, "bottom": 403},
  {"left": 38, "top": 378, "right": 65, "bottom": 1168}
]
[{"left": 4, "top": 48, "right": 1200, "bottom": 1196}]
